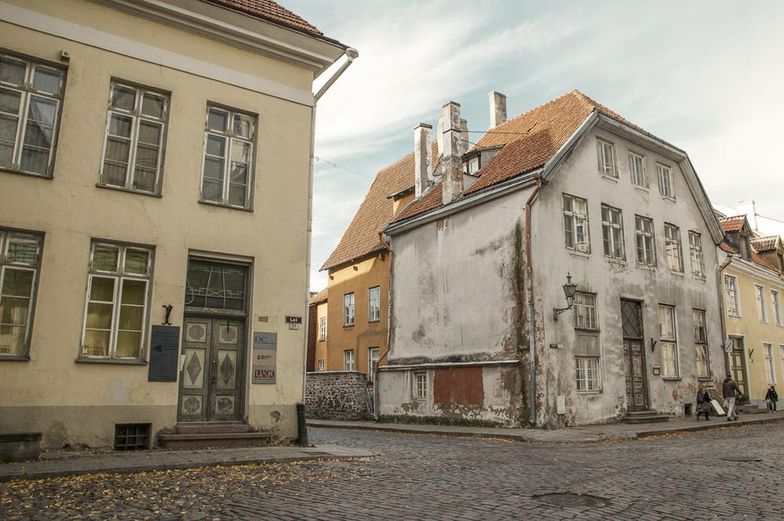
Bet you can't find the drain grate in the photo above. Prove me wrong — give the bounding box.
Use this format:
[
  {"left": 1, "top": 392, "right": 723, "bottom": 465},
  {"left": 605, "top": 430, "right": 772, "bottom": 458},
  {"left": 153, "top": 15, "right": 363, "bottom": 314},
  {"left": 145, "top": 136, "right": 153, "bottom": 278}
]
[
  {"left": 533, "top": 492, "right": 610, "bottom": 508},
  {"left": 720, "top": 456, "right": 762, "bottom": 462}
]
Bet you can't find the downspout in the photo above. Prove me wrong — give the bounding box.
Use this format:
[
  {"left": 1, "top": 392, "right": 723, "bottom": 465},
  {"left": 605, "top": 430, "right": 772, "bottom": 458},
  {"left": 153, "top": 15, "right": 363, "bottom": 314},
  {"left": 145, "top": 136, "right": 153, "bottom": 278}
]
[
  {"left": 301, "top": 48, "right": 358, "bottom": 418},
  {"left": 524, "top": 175, "right": 543, "bottom": 426},
  {"left": 717, "top": 254, "right": 734, "bottom": 377},
  {"left": 374, "top": 231, "right": 393, "bottom": 420}
]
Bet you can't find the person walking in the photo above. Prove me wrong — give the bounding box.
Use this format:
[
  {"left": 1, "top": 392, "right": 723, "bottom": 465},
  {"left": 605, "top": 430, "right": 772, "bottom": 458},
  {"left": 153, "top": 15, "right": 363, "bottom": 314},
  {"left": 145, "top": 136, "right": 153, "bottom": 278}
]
[
  {"left": 765, "top": 385, "right": 778, "bottom": 412},
  {"left": 696, "top": 385, "right": 711, "bottom": 420},
  {"left": 723, "top": 373, "right": 741, "bottom": 421}
]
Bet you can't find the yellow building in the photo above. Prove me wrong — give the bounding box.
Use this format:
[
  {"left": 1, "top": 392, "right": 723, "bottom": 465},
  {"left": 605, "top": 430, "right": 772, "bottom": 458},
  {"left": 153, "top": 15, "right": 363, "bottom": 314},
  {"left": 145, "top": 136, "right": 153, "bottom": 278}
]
[
  {"left": 719, "top": 215, "right": 784, "bottom": 405},
  {"left": 0, "top": 0, "right": 352, "bottom": 449}
]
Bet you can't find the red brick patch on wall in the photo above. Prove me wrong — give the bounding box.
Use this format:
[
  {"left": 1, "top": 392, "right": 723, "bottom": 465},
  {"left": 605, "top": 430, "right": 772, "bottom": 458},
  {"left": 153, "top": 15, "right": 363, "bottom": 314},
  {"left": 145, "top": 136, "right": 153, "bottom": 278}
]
[{"left": 433, "top": 366, "right": 484, "bottom": 406}]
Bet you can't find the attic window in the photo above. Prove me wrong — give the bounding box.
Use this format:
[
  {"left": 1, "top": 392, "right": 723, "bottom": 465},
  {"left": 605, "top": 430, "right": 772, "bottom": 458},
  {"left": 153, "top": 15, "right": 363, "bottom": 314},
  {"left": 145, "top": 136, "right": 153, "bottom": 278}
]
[{"left": 466, "top": 156, "right": 480, "bottom": 175}]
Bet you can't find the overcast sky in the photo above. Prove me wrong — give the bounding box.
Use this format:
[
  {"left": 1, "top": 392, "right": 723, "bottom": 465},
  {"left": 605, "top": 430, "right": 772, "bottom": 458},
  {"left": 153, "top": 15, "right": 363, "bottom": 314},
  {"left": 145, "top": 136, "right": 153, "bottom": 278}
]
[{"left": 286, "top": 0, "right": 784, "bottom": 291}]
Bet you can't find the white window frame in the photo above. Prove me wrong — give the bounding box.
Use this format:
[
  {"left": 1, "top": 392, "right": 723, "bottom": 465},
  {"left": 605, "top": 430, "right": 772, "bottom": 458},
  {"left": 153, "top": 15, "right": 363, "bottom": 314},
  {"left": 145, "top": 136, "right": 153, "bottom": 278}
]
[
  {"left": 664, "top": 223, "right": 684, "bottom": 273},
  {"left": 596, "top": 138, "right": 616, "bottom": 178},
  {"left": 658, "top": 304, "right": 679, "bottom": 378},
  {"left": 656, "top": 163, "right": 674, "bottom": 199},
  {"left": 635, "top": 215, "right": 657, "bottom": 267},
  {"left": 573, "top": 292, "right": 598, "bottom": 330},
  {"left": 80, "top": 242, "right": 152, "bottom": 360},
  {"left": 368, "top": 347, "right": 379, "bottom": 379},
  {"left": 628, "top": 151, "right": 648, "bottom": 188},
  {"left": 318, "top": 315, "right": 327, "bottom": 341},
  {"left": 98, "top": 80, "right": 168, "bottom": 194},
  {"left": 772, "top": 289, "right": 782, "bottom": 327},
  {"left": 688, "top": 231, "right": 705, "bottom": 278},
  {"left": 575, "top": 356, "right": 601, "bottom": 392},
  {"left": 200, "top": 104, "right": 256, "bottom": 209},
  {"left": 693, "top": 309, "right": 710, "bottom": 379},
  {"left": 343, "top": 292, "right": 355, "bottom": 326},
  {"left": 0, "top": 52, "right": 64, "bottom": 177},
  {"left": 756, "top": 284, "right": 768, "bottom": 323},
  {"left": 343, "top": 349, "right": 355, "bottom": 371},
  {"left": 413, "top": 371, "right": 427, "bottom": 400},
  {"left": 725, "top": 275, "right": 741, "bottom": 317},
  {"left": 368, "top": 286, "right": 381, "bottom": 322},
  {"left": 317, "top": 359, "right": 325, "bottom": 372},
  {"left": 563, "top": 193, "right": 590, "bottom": 253},
  {"left": 763, "top": 343, "right": 775, "bottom": 384},
  {"left": 601, "top": 204, "right": 625, "bottom": 260},
  {"left": 0, "top": 229, "right": 43, "bottom": 358}
]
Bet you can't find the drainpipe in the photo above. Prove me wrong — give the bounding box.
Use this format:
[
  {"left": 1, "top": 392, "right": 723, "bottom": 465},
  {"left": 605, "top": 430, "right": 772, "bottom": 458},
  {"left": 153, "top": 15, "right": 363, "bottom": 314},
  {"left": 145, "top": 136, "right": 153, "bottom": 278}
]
[
  {"left": 717, "top": 254, "right": 734, "bottom": 377},
  {"left": 301, "top": 48, "right": 358, "bottom": 434},
  {"left": 374, "top": 231, "right": 393, "bottom": 421},
  {"left": 524, "top": 175, "right": 543, "bottom": 426}
]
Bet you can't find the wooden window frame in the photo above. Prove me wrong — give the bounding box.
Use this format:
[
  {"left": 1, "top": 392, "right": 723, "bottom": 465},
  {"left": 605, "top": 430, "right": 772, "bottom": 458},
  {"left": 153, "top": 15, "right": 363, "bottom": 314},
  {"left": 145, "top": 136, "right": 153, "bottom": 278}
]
[
  {"left": 562, "top": 193, "right": 590, "bottom": 254},
  {"left": 688, "top": 231, "right": 705, "bottom": 279},
  {"left": 368, "top": 285, "right": 381, "bottom": 323},
  {"left": 664, "top": 223, "right": 684, "bottom": 273},
  {"left": 656, "top": 162, "right": 675, "bottom": 200},
  {"left": 343, "top": 292, "right": 355, "bottom": 327},
  {"left": 635, "top": 215, "right": 657, "bottom": 267},
  {"left": 596, "top": 138, "right": 617, "bottom": 178},
  {"left": 575, "top": 356, "right": 601, "bottom": 392},
  {"left": 658, "top": 304, "right": 679, "bottom": 378},
  {"left": 0, "top": 228, "right": 43, "bottom": 359},
  {"left": 724, "top": 275, "right": 741, "bottom": 317},
  {"left": 628, "top": 151, "right": 648, "bottom": 188},
  {"left": 343, "top": 349, "right": 355, "bottom": 371},
  {"left": 601, "top": 204, "right": 625, "bottom": 260}
]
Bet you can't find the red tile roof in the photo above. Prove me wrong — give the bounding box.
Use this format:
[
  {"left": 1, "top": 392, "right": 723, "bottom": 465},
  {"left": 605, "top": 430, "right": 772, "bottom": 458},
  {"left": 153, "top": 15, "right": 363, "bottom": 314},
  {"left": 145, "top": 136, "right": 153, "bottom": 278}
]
[
  {"left": 752, "top": 236, "right": 779, "bottom": 252},
  {"left": 203, "top": 0, "right": 324, "bottom": 38},
  {"left": 718, "top": 216, "right": 747, "bottom": 233},
  {"left": 721, "top": 238, "right": 779, "bottom": 272},
  {"left": 309, "top": 288, "right": 328, "bottom": 305}
]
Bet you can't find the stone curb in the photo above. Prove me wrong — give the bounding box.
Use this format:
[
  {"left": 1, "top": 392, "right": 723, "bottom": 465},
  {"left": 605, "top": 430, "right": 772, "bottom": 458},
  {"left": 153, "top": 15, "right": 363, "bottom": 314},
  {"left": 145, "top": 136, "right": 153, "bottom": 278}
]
[{"left": 635, "top": 413, "right": 784, "bottom": 439}]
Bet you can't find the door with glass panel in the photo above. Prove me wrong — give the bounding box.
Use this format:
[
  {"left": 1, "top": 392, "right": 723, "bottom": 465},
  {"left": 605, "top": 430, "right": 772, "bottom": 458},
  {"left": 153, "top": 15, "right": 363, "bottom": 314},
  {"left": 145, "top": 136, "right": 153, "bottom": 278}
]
[
  {"left": 621, "top": 299, "right": 649, "bottom": 412},
  {"left": 727, "top": 336, "right": 748, "bottom": 403}
]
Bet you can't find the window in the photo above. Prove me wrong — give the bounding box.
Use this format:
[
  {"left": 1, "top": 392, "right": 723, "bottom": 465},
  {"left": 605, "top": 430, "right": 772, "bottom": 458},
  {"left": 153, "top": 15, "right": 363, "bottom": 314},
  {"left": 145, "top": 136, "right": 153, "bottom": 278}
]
[
  {"left": 114, "top": 423, "right": 150, "bottom": 451},
  {"left": 0, "top": 53, "right": 64, "bottom": 176},
  {"left": 657, "top": 163, "right": 674, "bottom": 199},
  {"left": 693, "top": 309, "right": 710, "bottom": 379},
  {"left": 635, "top": 215, "right": 656, "bottom": 267},
  {"left": 81, "top": 242, "right": 152, "bottom": 360},
  {"left": 688, "top": 231, "right": 705, "bottom": 278},
  {"left": 413, "top": 372, "right": 427, "bottom": 400},
  {"left": 368, "top": 286, "right": 381, "bottom": 322},
  {"left": 318, "top": 315, "right": 327, "bottom": 341},
  {"left": 658, "top": 305, "right": 679, "bottom": 377},
  {"left": 772, "top": 290, "right": 782, "bottom": 327},
  {"left": 628, "top": 152, "right": 647, "bottom": 188},
  {"left": 99, "top": 81, "right": 168, "bottom": 193},
  {"left": 317, "top": 359, "right": 325, "bottom": 372},
  {"left": 343, "top": 292, "right": 355, "bottom": 326},
  {"left": 664, "top": 224, "right": 684, "bottom": 272},
  {"left": 573, "top": 292, "right": 598, "bottom": 330},
  {"left": 601, "top": 204, "right": 625, "bottom": 260},
  {"left": 368, "top": 347, "right": 380, "bottom": 379},
  {"left": 725, "top": 275, "right": 740, "bottom": 317},
  {"left": 576, "top": 357, "right": 600, "bottom": 391},
  {"left": 343, "top": 349, "right": 355, "bottom": 371},
  {"left": 596, "top": 138, "right": 616, "bottom": 177},
  {"left": 562, "top": 194, "right": 590, "bottom": 253},
  {"left": 201, "top": 105, "right": 256, "bottom": 209},
  {"left": 756, "top": 285, "right": 767, "bottom": 323},
  {"left": 0, "top": 229, "right": 42, "bottom": 357},
  {"left": 764, "top": 343, "right": 775, "bottom": 384}
]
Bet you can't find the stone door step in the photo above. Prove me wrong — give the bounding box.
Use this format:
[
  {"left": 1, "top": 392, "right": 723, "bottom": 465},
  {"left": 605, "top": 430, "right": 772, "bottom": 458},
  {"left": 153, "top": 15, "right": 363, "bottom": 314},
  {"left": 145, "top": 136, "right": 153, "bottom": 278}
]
[
  {"left": 622, "top": 410, "right": 669, "bottom": 424},
  {"left": 158, "top": 431, "right": 272, "bottom": 450},
  {"left": 175, "top": 422, "right": 252, "bottom": 435}
]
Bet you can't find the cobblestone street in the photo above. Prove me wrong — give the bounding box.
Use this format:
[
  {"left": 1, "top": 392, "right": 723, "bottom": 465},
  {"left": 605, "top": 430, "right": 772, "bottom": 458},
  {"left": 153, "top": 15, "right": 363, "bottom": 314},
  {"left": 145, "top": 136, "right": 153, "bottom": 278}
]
[{"left": 2, "top": 423, "right": 784, "bottom": 520}]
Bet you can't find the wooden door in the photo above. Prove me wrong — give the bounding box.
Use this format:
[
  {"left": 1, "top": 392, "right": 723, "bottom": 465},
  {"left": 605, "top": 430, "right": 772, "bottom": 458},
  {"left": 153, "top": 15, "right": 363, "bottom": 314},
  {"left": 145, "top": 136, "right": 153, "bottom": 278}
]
[
  {"left": 621, "top": 299, "right": 649, "bottom": 412},
  {"left": 728, "top": 337, "right": 748, "bottom": 403}
]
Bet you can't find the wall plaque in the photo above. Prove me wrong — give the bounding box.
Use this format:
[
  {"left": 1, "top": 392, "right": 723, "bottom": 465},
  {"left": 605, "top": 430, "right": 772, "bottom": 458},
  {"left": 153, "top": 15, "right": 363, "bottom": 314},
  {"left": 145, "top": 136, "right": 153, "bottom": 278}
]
[
  {"left": 148, "top": 325, "right": 180, "bottom": 382},
  {"left": 252, "top": 331, "right": 277, "bottom": 384}
]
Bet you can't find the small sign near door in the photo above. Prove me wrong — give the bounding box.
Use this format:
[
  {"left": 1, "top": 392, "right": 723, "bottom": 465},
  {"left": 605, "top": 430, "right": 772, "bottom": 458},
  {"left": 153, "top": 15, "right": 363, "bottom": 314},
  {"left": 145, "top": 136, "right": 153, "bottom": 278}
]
[
  {"left": 252, "top": 331, "right": 277, "bottom": 384},
  {"left": 148, "top": 325, "right": 180, "bottom": 382}
]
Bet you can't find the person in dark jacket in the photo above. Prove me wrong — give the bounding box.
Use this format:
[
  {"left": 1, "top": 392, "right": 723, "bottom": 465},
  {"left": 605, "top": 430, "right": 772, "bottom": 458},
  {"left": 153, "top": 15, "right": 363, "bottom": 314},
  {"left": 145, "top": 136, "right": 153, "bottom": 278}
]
[
  {"left": 723, "top": 374, "right": 741, "bottom": 421},
  {"left": 696, "top": 385, "right": 711, "bottom": 420},
  {"left": 765, "top": 385, "right": 778, "bottom": 412}
]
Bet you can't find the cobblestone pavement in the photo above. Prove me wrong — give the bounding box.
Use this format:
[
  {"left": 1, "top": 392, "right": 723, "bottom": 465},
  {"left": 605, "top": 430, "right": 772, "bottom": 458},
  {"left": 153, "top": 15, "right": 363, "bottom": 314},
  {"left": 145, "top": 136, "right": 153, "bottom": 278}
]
[{"left": 2, "top": 423, "right": 784, "bottom": 520}]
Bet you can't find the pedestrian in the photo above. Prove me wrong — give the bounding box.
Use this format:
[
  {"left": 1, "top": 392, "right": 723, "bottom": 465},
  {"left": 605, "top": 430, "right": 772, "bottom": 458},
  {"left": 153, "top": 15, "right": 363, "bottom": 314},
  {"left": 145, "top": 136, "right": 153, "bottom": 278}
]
[
  {"left": 765, "top": 385, "right": 778, "bottom": 412},
  {"left": 723, "top": 373, "right": 741, "bottom": 421},
  {"left": 695, "top": 385, "right": 711, "bottom": 420}
]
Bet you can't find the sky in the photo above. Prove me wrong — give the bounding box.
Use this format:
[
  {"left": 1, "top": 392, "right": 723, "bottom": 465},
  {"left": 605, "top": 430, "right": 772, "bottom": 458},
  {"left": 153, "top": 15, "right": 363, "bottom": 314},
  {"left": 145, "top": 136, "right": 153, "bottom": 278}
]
[{"left": 285, "top": 0, "right": 784, "bottom": 291}]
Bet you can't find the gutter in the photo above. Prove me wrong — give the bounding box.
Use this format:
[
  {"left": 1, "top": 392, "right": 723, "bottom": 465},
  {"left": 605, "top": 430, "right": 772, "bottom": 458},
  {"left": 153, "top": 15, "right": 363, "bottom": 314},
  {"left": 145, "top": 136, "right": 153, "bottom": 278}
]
[
  {"left": 315, "top": 48, "right": 359, "bottom": 101},
  {"left": 524, "top": 175, "right": 543, "bottom": 426},
  {"left": 374, "top": 231, "right": 393, "bottom": 421}
]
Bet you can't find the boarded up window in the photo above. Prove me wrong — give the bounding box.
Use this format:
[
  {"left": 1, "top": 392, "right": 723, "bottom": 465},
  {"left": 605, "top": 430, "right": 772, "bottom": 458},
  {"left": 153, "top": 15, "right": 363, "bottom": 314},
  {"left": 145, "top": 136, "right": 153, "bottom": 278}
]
[{"left": 433, "top": 366, "right": 484, "bottom": 407}]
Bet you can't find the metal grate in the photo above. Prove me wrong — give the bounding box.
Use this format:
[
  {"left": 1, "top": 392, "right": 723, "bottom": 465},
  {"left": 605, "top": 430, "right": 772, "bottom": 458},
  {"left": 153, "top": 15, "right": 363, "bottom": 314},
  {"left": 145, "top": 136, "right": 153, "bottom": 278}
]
[
  {"left": 621, "top": 300, "right": 643, "bottom": 339},
  {"left": 114, "top": 423, "right": 151, "bottom": 451}
]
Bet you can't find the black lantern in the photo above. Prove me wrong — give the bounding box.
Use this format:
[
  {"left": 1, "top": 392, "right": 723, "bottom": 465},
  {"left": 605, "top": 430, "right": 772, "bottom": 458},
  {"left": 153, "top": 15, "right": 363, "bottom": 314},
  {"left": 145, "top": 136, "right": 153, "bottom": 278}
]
[{"left": 553, "top": 273, "right": 578, "bottom": 321}]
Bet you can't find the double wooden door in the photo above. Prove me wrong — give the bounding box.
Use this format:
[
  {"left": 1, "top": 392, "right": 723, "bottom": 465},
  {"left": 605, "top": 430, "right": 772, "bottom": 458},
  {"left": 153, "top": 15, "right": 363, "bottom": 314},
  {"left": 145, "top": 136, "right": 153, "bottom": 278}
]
[
  {"left": 178, "top": 317, "right": 245, "bottom": 422},
  {"left": 621, "top": 299, "right": 649, "bottom": 412}
]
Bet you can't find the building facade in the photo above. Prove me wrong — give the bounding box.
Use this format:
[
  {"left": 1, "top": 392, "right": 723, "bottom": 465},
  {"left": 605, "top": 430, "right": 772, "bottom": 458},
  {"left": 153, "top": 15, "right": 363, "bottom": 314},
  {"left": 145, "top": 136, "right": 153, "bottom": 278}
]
[
  {"left": 0, "top": 0, "right": 350, "bottom": 448},
  {"left": 380, "top": 91, "right": 727, "bottom": 427}
]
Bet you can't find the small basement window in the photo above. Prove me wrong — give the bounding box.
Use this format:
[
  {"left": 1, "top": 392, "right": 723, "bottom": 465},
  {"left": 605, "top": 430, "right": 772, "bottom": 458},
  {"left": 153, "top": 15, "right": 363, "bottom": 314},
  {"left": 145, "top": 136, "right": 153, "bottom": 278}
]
[{"left": 114, "top": 423, "right": 151, "bottom": 451}]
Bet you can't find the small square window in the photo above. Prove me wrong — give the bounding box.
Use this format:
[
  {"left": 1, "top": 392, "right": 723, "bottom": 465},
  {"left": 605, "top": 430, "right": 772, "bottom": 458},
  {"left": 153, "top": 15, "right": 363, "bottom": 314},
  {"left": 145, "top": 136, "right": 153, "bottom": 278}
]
[{"left": 114, "top": 423, "right": 150, "bottom": 451}]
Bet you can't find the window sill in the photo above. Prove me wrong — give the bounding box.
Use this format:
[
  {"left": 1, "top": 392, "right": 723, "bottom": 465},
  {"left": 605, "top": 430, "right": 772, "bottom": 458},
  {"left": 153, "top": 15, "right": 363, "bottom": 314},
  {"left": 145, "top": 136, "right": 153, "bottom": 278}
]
[
  {"left": 693, "top": 275, "right": 706, "bottom": 282},
  {"left": 577, "top": 390, "right": 603, "bottom": 395},
  {"left": 669, "top": 271, "right": 685, "bottom": 277},
  {"left": 698, "top": 377, "right": 712, "bottom": 382},
  {"left": 343, "top": 324, "right": 354, "bottom": 329},
  {"left": 568, "top": 250, "right": 591, "bottom": 259},
  {"left": 662, "top": 377, "right": 681, "bottom": 382},
  {"left": 96, "top": 183, "right": 162, "bottom": 198},
  {"left": 76, "top": 357, "right": 147, "bottom": 365},
  {"left": 600, "top": 174, "right": 619, "bottom": 183},
  {"left": 728, "top": 313, "right": 742, "bottom": 319},
  {"left": 0, "top": 167, "right": 53, "bottom": 180},
  {"left": 198, "top": 199, "right": 254, "bottom": 213},
  {"left": 368, "top": 319, "right": 380, "bottom": 324},
  {"left": 661, "top": 195, "right": 676, "bottom": 203},
  {"left": 574, "top": 327, "right": 600, "bottom": 334},
  {"left": 633, "top": 185, "right": 650, "bottom": 193},
  {"left": 0, "top": 354, "right": 31, "bottom": 362},
  {"left": 638, "top": 264, "right": 657, "bottom": 271},
  {"left": 605, "top": 257, "right": 627, "bottom": 265}
]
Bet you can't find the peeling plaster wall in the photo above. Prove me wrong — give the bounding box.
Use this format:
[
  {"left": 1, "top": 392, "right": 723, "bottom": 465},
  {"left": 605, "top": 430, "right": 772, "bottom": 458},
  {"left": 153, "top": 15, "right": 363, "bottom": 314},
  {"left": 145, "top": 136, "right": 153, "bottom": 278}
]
[{"left": 531, "top": 127, "right": 725, "bottom": 427}]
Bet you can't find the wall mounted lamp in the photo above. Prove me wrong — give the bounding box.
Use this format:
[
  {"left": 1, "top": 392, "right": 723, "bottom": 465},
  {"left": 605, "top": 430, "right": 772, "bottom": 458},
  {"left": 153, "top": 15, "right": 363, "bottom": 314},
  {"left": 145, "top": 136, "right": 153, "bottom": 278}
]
[{"left": 553, "top": 273, "right": 578, "bottom": 321}]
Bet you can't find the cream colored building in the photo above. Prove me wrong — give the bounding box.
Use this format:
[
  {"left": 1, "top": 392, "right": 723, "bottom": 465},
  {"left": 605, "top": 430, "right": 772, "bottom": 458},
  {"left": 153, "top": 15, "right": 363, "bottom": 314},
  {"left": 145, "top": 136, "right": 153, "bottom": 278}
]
[{"left": 0, "top": 0, "right": 353, "bottom": 449}]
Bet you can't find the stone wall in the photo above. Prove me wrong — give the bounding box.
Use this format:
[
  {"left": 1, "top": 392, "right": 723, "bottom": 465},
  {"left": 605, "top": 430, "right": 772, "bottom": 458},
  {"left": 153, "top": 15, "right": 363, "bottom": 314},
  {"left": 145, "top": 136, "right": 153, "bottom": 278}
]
[{"left": 305, "top": 372, "right": 369, "bottom": 420}]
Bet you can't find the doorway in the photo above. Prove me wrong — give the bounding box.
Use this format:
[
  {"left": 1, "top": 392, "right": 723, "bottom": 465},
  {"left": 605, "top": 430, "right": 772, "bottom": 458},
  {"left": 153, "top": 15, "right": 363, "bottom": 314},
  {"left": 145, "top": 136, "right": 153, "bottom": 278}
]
[
  {"left": 621, "top": 299, "right": 649, "bottom": 412},
  {"left": 727, "top": 336, "right": 748, "bottom": 403}
]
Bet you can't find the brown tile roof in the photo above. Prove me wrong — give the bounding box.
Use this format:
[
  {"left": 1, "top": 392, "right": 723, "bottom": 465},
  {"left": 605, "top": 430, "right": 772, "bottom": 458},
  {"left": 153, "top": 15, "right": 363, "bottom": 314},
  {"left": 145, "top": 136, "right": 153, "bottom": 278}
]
[
  {"left": 752, "top": 236, "right": 780, "bottom": 252},
  {"left": 392, "top": 90, "right": 644, "bottom": 224},
  {"left": 718, "top": 216, "right": 747, "bottom": 233},
  {"left": 721, "top": 238, "right": 779, "bottom": 272},
  {"left": 309, "top": 287, "right": 328, "bottom": 305},
  {"left": 719, "top": 242, "right": 735, "bottom": 254},
  {"left": 321, "top": 153, "right": 416, "bottom": 271},
  {"left": 203, "top": 0, "right": 324, "bottom": 38}
]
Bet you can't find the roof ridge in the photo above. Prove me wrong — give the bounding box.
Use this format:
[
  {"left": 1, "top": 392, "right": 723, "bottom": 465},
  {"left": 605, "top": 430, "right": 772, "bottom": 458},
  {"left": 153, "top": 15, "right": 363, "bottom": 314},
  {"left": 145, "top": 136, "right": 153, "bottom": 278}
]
[{"left": 489, "top": 90, "right": 584, "bottom": 133}]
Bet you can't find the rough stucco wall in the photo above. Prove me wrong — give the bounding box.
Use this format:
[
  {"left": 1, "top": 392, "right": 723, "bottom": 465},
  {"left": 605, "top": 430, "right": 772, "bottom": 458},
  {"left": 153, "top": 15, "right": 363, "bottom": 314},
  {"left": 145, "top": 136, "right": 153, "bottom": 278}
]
[
  {"left": 531, "top": 127, "right": 726, "bottom": 427},
  {"left": 0, "top": 1, "right": 314, "bottom": 448},
  {"left": 304, "top": 372, "right": 369, "bottom": 420}
]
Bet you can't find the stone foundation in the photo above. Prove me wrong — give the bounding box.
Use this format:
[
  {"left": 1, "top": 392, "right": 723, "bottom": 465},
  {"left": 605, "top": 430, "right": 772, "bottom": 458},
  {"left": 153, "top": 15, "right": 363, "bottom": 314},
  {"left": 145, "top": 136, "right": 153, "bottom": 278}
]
[{"left": 305, "top": 371, "right": 369, "bottom": 420}]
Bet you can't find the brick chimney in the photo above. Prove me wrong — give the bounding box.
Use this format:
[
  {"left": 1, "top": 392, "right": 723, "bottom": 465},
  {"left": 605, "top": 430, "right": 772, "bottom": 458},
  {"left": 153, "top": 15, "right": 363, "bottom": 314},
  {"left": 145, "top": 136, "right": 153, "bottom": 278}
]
[
  {"left": 441, "top": 101, "right": 463, "bottom": 205},
  {"left": 489, "top": 91, "right": 507, "bottom": 128},
  {"left": 414, "top": 123, "right": 432, "bottom": 198}
]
